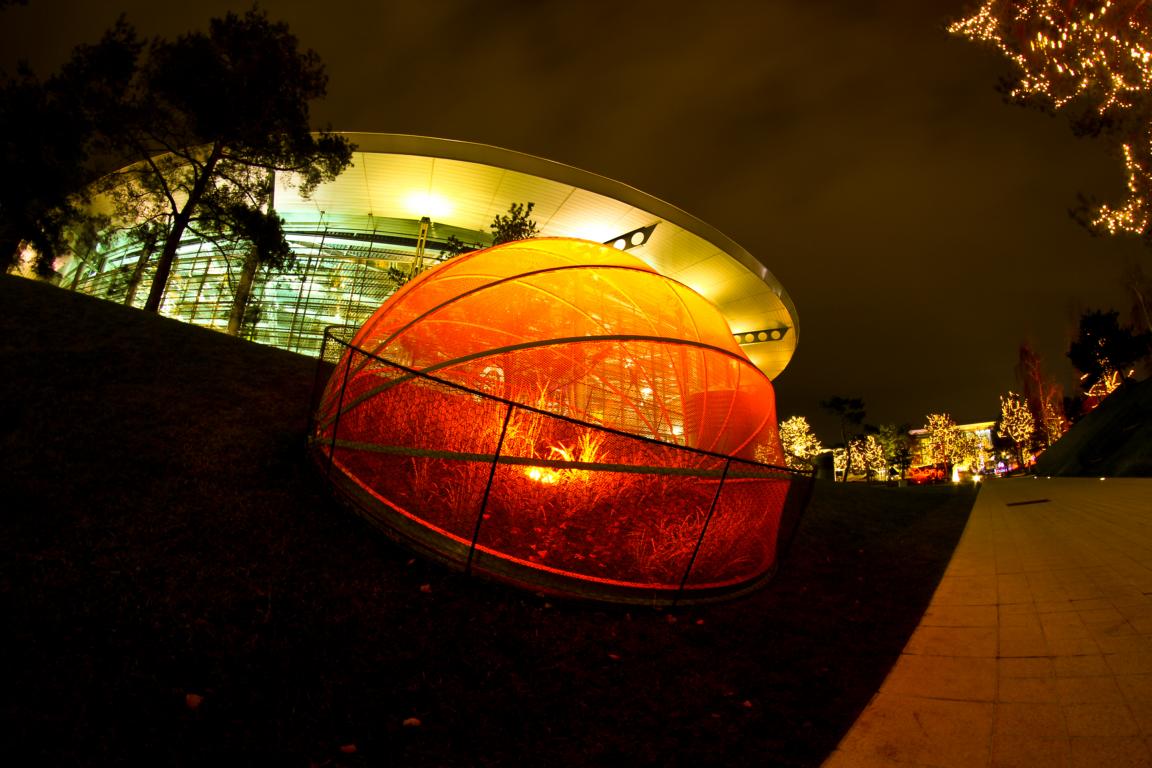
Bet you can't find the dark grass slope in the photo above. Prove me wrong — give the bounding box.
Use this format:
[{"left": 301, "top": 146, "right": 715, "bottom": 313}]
[
  {"left": 1, "top": 275, "right": 976, "bottom": 767},
  {"left": 1033, "top": 377, "right": 1152, "bottom": 478}
]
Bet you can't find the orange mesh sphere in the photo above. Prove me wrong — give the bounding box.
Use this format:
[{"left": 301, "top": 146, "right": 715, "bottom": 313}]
[
  {"left": 313, "top": 238, "right": 806, "bottom": 603},
  {"left": 351, "top": 238, "right": 782, "bottom": 458}
]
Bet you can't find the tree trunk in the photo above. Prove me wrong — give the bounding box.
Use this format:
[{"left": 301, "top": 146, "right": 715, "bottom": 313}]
[
  {"left": 122, "top": 246, "right": 153, "bottom": 307},
  {"left": 143, "top": 144, "right": 223, "bottom": 314},
  {"left": 68, "top": 260, "right": 86, "bottom": 290},
  {"left": 841, "top": 427, "right": 852, "bottom": 482},
  {"left": 227, "top": 249, "right": 260, "bottom": 336}
]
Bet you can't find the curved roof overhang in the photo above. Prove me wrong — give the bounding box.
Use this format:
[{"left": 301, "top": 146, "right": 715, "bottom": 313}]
[{"left": 272, "top": 132, "right": 799, "bottom": 379}]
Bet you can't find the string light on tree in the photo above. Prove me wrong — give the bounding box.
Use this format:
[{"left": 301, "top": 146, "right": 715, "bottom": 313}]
[
  {"left": 949, "top": 431, "right": 983, "bottom": 477},
  {"left": 922, "top": 413, "right": 961, "bottom": 468},
  {"left": 949, "top": 1, "right": 1152, "bottom": 239},
  {"left": 999, "top": 391, "right": 1036, "bottom": 468},
  {"left": 1084, "top": 367, "right": 1124, "bottom": 397},
  {"left": 832, "top": 436, "right": 889, "bottom": 482},
  {"left": 833, "top": 447, "right": 847, "bottom": 478},
  {"left": 858, "top": 435, "right": 888, "bottom": 481},
  {"left": 776, "top": 415, "right": 823, "bottom": 471}
]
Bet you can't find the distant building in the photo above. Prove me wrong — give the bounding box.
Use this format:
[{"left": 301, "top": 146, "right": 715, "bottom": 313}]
[{"left": 908, "top": 420, "right": 996, "bottom": 474}]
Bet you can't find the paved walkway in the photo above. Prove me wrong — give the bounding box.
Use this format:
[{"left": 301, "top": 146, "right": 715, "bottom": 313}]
[{"left": 823, "top": 476, "right": 1152, "bottom": 768}]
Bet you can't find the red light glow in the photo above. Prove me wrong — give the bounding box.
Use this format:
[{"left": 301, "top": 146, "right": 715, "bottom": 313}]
[{"left": 312, "top": 238, "right": 811, "bottom": 603}]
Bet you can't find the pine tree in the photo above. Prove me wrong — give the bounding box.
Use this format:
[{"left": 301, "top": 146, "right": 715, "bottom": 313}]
[
  {"left": 74, "top": 10, "right": 354, "bottom": 316},
  {"left": 1067, "top": 308, "right": 1152, "bottom": 390},
  {"left": 490, "top": 202, "right": 539, "bottom": 246}
]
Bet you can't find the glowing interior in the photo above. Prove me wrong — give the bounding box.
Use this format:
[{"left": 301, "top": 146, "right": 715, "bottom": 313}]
[{"left": 312, "top": 238, "right": 810, "bottom": 603}]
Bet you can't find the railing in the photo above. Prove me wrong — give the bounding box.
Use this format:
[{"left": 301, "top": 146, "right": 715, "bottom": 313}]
[{"left": 309, "top": 326, "right": 815, "bottom": 605}]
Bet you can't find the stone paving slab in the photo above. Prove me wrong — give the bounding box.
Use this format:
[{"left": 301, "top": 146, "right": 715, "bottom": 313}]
[{"left": 823, "top": 477, "right": 1152, "bottom": 767}]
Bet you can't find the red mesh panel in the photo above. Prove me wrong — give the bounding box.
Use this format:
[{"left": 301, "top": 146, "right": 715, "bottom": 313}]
[{"left": 312, "top": 238, "right": 809, "bottom": 603}]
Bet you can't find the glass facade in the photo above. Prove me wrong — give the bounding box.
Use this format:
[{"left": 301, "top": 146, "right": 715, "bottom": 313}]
[
  {"left": 60, "top": 134, "right": 800, "bottom": 379},
  {"left": 70, "top": 213, "right": 490, "bottom": 357}
]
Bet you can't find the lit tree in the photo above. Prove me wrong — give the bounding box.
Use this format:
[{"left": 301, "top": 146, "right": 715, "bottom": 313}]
[
  {"left": 976, "top": 434, "right": 994, "bottom": 474},
  {"left": 950, "top": 1, "right": 1152, "bottom": 242},
  {"left": 949, "top": 431, "right": 982, "bottom": 475},
  {"left": 1016, "top": 343, "right": 1068, "bottom": 448},
  {"left": 778, "top": 415, "right": 823, "bottom": 471},
  {"left": 870, "top": 423, "right": 915, "bottom": 480},
  {"left": 922, "top": 413, "right": 961, "bottom": 473},
  {"left": 1086, "top": 369, "right": 1124, "bottom": 401},
  {"left": 999, "top": 391, "right": 1036, "bottom": 468},
  {"left": 832, "top": 437, "right": 887, "bottom": 482},
  {"left": 858, "top": 435, "right": 888, "bottom": 482},
  {"left": 832, "top": 446, "right": 848, "bottom": 479}
]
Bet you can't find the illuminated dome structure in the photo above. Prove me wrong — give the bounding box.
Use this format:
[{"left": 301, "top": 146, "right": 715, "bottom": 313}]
[
  {"left": 67, "top": 134, "right": 799, "bottom": 381},
  {"left": 312, "top": 238, "right": 812, "bottom": 604}
]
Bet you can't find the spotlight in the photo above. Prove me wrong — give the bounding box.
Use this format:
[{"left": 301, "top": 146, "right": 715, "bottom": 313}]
[
  {"left": 734, "top": 326, "right": 790, "bottom": 345},
  {"left": 605, "top": 223, "right": 657, "bottom": 251}
]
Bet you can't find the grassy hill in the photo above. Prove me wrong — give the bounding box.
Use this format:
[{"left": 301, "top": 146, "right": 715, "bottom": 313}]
[{"left": 1, "top": 275, "right": 975, "bottom": 767}]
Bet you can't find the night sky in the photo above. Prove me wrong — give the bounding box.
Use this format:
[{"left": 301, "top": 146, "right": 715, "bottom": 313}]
[{"left": 3, "top": 0, "right": 1147, "bottom": 443}]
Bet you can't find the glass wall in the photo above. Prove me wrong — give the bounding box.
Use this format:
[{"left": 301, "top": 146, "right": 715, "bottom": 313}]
[{"left": 70, "top": 214, "right": 489, "bottom": 357}]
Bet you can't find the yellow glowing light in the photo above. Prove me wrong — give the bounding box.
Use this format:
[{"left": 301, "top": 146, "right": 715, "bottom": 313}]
[
  {"left": 525, "top": 467, "right": 559, "bottom": 484},
  {"left": 524, "top": 432, "right": 604, "bottom": 485},
  {"left": 1087, "top": 368, "right": 1123, "bottom": 398},
  {"left": 405, "top": 191, "right": 452, "bottom": 218}
]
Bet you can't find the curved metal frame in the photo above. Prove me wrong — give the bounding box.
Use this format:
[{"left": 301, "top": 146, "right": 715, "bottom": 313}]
[{"left": 310, "top": 327, "right": 815, "bottom": 605}]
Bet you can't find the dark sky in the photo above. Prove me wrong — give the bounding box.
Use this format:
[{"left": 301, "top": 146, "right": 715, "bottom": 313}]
[{"left": 3, "top": 0, "right": 1147, "bottom": 443}]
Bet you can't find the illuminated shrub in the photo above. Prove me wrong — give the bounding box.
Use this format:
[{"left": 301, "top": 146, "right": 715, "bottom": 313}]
[{"left": 313, "top": 238, "right": 811, "bottom": 603}]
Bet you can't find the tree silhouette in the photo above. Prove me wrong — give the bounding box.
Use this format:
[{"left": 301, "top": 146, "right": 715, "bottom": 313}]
[
  {"left": 490, "top": 202, "right": 539, "bottom": 246},
  {"left": 0, "top": 66, "right": 105, "bottom": 276},
  {"left": 820, "top": 396, "right": 865, "bottom": 481},
  {"left": 870, "top": 423, "right": 914, "bottom": 480},
  {"left": 69, "top": 10, "right": 353, "bottom": 316},
  {"left": 1067, "top": 308, "right": 1152, "bottom": 390}
]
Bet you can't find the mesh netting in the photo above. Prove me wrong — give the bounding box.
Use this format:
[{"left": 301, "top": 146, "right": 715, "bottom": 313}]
[{"left": 312, "top": 238, "right": 811, "bottom": 603}]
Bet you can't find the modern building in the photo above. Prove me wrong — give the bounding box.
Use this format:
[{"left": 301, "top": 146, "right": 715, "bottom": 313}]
[
  {"left": 65, "top": 133, "right": 799, "bottom": 379},
  {"left": 908, "top": 420, "right": 996, "bottom": 476}
]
